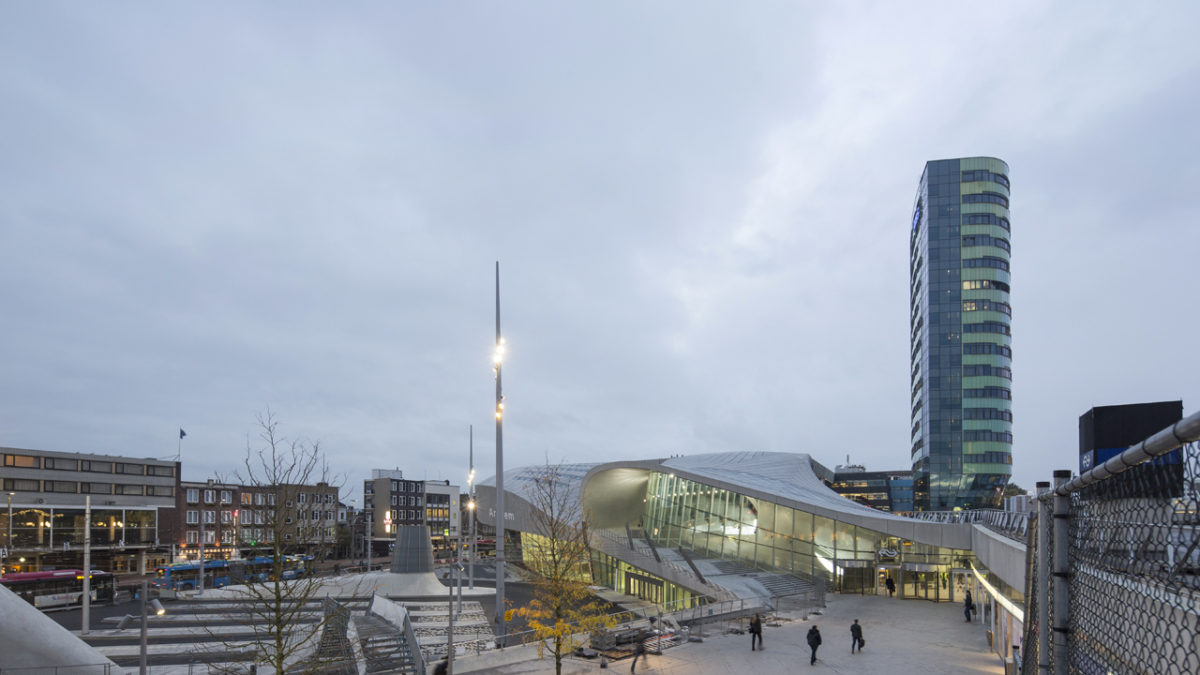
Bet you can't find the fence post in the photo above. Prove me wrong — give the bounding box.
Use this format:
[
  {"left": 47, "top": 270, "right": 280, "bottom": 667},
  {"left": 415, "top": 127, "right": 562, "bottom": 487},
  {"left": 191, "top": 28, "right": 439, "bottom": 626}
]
[
  {"left": 1035, "top": 480, "right": 1051, "bottom": 675},
  {"left": 1051, "top": 470, "right": 1072, "bottom": 671}
]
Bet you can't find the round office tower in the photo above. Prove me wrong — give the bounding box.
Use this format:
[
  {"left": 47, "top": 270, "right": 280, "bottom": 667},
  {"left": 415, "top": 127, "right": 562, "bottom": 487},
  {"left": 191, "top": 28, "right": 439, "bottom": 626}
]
[{"left": 909, "top": 157, "right": 1012, "bottom": 510}]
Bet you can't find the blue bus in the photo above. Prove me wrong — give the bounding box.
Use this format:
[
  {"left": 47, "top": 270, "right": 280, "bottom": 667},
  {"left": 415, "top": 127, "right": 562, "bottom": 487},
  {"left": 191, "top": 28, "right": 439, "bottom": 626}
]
[{"left": 154, "top": 556, "right": 311, "bottom": 590}]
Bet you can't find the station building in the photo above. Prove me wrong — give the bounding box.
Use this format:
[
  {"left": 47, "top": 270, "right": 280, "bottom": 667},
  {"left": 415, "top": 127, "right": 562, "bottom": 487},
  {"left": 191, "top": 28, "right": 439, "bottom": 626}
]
[{"left": 478, "top": 451, "right": 1027, "bottom": 659}]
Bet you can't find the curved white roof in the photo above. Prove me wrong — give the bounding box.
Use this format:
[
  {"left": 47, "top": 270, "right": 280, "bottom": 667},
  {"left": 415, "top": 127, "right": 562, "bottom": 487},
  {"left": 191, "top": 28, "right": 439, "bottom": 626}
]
[
  {"left": 659, "top": 451, "right": 908, "bottom": 520},
  {"left": 480, "top": 452, "right": 972, "bottom": 550}
]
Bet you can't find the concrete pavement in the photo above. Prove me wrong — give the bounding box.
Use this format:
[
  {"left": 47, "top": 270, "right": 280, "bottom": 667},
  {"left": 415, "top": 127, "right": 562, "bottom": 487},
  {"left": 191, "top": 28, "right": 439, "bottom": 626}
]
[{"left": 456, "top": 593, "right": 1007, "bottom": 674}]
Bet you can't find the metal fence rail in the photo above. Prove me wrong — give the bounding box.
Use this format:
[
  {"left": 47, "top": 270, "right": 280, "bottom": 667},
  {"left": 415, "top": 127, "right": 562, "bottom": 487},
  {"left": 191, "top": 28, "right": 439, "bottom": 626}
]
[
  {"left": 0, "top": 666, "right": 113, "bottom": 675},
  {"left": 1023, "top": 411, "right": 1200, "bottom": 675},
  {"left": 911, "top": 508, "right": 1030, "bottom": 541}
]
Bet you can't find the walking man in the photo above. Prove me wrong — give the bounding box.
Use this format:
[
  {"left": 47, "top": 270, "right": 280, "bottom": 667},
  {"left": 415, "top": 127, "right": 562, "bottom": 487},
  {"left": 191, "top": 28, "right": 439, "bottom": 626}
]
[
  {"left": 885, "top": 576, "right": 895, "bottom": 597},
  {"left": 850, "top": 619, "right": 864, "bottom": 653},
  {"left": 630, "top": 634, "right": 646, "bottom": 673},
  {"left": 964, "top": 589, "right": 974, "bottom": 622},
  {"left": 749, "top": 613, "right": 763, "bottom": 651},
  {"left": 806, "top": 625, "right": 822, "bottom": 665}
]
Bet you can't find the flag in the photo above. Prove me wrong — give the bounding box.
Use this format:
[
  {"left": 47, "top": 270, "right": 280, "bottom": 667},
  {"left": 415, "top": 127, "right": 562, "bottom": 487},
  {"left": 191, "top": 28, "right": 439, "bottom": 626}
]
[{"left": 179, "top": 428, "right": 187, "bottom": 439}]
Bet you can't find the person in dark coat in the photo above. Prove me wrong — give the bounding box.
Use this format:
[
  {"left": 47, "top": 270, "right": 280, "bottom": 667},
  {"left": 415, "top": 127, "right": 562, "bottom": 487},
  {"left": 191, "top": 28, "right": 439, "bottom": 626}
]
[
  {"left": 850, "top": 619, "right": 864, "bottom": 653},
  {"left": 885, "top": 576, "right": 895, "bottom": 597},
  {"left": 749, "top": 613, "right": 763, "bottom": 651},
  {"left": 806, "top": 625, "right": 822, "bottom": 665},
  {"left": 630, "top": 634, "right": 647, "bottom": 673},
  {"left": 964, "top": 590, "right": 974, "bottom": 622}
]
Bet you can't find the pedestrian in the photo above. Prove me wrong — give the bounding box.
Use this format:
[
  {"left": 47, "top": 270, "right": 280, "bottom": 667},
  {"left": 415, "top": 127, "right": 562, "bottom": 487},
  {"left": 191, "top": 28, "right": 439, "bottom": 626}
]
[
  {"left": 630, "top": 633, "right": 647, "bottom": 674},
  {"left": 749, "top": 613, "right": 763, "bottom": 651},
  {"left": 885, "top": 576, "right": 895, "bottom": 597},
  {"left": 850, "top": 619, "right": 864, "bottom": 653},
  {"left": 806, "top": 625, "right": 822, "bottom": 665},
  {"left": 964, "top": 589, "right": 974, "bottom": 622}
]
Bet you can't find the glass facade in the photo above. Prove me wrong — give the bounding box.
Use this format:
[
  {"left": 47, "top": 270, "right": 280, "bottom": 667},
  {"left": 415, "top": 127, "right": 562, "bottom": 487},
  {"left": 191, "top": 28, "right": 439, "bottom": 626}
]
[
  {"left": 636, "top": 472, "right": 970, "bottom": 596},
  {"left": 589, "top": 549, "right": 701, "bottom": 610},
  {"left": 910, "top": 157, "right": 1013, "bottom": 510},
  {"left": 829, "top": 471, "right": 914, "bottom": 513},
  {"left": 1, "top": 507, "right": 158, "bottom": 549}
]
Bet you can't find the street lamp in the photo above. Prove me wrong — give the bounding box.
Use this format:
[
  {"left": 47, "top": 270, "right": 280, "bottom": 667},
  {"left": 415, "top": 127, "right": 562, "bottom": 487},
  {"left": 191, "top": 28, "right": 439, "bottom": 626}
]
[
  {"left": 493, "top": 261, "right": 507, "bottom": 642},
  {"left": 6, "top": 492, "right": 13, "bottom": 554},
  {"left": 199, "top": 479, "right": 212, "bottom": 595},
  {"left": 116, "top": 579, "right": 166, "bottom": 675},
  {"left": 446, "top": 562, "right": 465, "bottom": 675},
  {"left": 467, "top": 427, "right": 476, "bottom": 590}
]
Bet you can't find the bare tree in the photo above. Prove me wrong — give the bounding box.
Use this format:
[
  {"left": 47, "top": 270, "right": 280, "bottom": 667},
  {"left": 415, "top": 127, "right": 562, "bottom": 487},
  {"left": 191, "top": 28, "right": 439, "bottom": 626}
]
[
  {"left": 203, "top": 409, "right": 350, "bottom": 673},
  {"left": 514, "top": 463, "right": 616, "bottom": 675}
]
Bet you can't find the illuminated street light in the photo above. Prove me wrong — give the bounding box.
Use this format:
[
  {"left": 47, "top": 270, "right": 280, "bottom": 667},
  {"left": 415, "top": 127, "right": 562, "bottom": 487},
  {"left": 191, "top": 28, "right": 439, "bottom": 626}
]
[
  {"left": 116, "top": 579, "right": 169, "bottom": 675},
  {"left": 467, "top": 431, "right": 476, "bottom": 590},
  {"left": 493, "top": 261, "right": 507, "bottom": 642}
]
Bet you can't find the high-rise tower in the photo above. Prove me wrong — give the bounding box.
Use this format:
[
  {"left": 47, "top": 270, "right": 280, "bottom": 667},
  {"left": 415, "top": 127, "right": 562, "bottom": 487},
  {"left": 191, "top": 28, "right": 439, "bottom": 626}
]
[{"left": 909, "top": 157, "right": 1012, "bottom": 510}]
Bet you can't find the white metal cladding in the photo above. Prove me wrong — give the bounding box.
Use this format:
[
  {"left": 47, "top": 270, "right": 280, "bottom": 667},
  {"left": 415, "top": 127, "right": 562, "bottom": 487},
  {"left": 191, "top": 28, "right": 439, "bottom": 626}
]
[{"left": 481, "top": 452, "right": 973, "bottom": 551}]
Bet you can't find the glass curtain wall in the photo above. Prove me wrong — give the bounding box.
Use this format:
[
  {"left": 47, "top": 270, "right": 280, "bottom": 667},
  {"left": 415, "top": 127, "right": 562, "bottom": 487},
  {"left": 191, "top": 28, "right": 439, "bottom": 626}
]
[
  {"left": 2, "top": 507, "right": 157, "bottom": 549},
  {"left": 640, "top": 472, "right": 966, "bottom": 595},
  {"left": 589, "top": 549, "right": 700, "bottom": 610}
]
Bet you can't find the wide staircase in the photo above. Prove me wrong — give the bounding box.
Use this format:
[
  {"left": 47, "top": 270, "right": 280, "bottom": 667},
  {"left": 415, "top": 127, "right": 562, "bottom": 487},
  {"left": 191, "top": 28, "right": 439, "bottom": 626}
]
[
  {"left": 707, "top": 557, "right": 819, "bottom": 603},
  {"left": 591, "top": 527, "right": 736, "bottom": 601},
  {"left": 355, "top": 613, "right": 422, "bottom": 674}
]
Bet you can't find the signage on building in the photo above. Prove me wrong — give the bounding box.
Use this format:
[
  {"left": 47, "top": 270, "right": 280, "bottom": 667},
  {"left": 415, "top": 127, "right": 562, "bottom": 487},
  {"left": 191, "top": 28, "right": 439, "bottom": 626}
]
[{"left": 487, "top": 508, "right": 515, "bottom": 522}]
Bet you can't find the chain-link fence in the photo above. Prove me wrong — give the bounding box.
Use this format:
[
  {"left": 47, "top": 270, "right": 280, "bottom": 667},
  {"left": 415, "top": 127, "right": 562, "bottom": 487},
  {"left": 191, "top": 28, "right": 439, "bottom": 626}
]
[{"left": 1022, "top": 413, "right": 1200, "bottom": 675}]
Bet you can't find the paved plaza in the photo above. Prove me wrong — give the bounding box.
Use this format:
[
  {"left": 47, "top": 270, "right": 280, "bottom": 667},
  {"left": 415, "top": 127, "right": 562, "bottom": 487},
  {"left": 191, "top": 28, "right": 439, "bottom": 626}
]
[{"left": 458, "top": 593, "right": 1006, "bottom": 674}]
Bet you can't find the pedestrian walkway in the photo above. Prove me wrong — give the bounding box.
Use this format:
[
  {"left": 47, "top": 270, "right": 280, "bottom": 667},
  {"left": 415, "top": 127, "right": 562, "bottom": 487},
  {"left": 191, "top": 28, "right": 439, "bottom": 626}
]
[{"left": 458, "top": 594, "right": 1005, "bottom": 674}]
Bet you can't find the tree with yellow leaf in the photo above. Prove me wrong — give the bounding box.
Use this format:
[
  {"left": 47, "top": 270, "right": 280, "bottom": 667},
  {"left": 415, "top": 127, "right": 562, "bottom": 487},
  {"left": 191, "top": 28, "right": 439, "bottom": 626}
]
[{"left": 514, "top": 463, "right": 616, "bottom": 675}]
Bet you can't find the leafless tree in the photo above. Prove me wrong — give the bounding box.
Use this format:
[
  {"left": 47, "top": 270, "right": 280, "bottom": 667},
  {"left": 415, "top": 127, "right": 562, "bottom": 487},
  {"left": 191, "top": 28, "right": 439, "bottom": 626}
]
[{"left": 201, "top": 409, "right": 352, "bottom": 673}]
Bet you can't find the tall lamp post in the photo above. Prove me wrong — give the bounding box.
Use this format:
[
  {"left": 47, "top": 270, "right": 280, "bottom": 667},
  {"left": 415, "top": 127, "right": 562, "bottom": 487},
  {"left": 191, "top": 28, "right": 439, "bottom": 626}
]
[
  {"left": 117, "top": 579, "right": 166, "bottom": 675},
  {"left": 198, "top": 479, "right": 212, "bottom": 595},
  {"left": 4, "top": 492, "right": 13, "bottom": 569},
  {"left": 82, "top": 496, "right": 91, "bottom": 635},
  {"left": 493, "top": 261, "right": 507, "bottom": 642},
  {"left": 5, "top": 492, "right": 13, "bottom": 560},
  {"left": 467, "top": 427, "right": 476, "bottom": 590},
  {"left": 446, "top": 562, "right": 464, "bottom": 675}
]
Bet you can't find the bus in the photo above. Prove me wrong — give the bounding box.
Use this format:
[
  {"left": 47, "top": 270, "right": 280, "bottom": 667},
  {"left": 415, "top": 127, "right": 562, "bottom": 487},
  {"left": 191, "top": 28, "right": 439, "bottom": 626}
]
[
  {"left": 154, "top": 556, "right": 311, "bottom": 591},
  {"left": 1, "top": 569, "right": 116, "bottom": 609}
]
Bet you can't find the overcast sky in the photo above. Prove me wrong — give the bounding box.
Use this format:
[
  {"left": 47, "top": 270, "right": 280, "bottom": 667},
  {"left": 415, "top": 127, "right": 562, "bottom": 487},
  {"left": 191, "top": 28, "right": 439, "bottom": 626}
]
[{"left": 2, "top": 2, "right": 1198, "bottom": 504}]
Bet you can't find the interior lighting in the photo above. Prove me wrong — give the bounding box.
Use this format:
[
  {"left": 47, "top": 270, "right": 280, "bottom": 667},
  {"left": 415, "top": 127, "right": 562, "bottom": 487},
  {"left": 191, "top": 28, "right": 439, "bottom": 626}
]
[{"left": 970, "top": 561, "right": 1024, "bottom": 623}]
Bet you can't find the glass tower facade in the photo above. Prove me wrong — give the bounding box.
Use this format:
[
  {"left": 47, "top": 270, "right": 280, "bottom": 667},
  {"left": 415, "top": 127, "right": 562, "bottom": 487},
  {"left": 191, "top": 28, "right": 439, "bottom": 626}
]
[{"left": 909, "top": 157, "right": 1012, "bottom": 510}]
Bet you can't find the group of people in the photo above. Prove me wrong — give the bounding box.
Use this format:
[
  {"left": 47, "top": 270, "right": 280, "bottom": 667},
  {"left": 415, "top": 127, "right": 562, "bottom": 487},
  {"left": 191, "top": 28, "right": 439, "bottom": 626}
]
[{"left": 746, "top": 614, "right": 866, "bottom": 666}]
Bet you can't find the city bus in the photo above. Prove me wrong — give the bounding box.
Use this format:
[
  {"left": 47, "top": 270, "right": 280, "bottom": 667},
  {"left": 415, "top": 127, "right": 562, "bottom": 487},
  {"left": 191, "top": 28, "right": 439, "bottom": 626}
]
[
  {"left": 0, "top": 569, "right": 116, "bottom": 609},
  {"left": 154, "top": 556, "right": 311, "bottom": 591}
]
